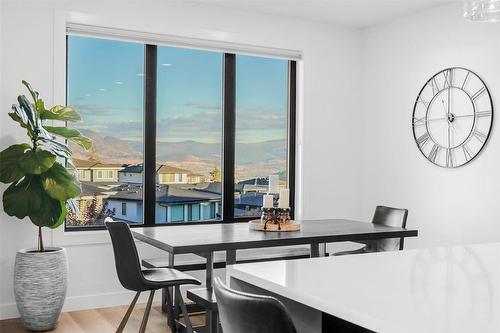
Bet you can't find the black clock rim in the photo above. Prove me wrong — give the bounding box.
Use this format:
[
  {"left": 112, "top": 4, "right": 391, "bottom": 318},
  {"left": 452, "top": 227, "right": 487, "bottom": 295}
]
[{"left": 412, "top": 66, "right": 494, "bottom": 169}]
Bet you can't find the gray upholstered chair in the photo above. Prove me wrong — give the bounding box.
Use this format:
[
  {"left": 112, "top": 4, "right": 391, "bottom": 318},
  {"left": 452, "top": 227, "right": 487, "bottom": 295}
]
[
  {"left": 214, "top": 277, "right": 297, "bottom": 333},
  {"left": 332, "top": 205, "right": 408, "bottom": 256},
  {"left": 106, "top": 220, "right": 201, "bottom": 333}
]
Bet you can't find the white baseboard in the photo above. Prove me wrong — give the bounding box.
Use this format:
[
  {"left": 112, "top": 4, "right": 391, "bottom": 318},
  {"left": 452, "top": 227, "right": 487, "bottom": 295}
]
[{"left": 0, "top": 290, "right": 162, "bottom": 321}]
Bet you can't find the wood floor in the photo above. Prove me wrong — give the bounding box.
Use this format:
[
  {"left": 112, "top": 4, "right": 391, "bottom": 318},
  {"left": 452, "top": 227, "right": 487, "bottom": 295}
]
[{"left": 0, "top": 303, "right": 205, "bottom": 333}]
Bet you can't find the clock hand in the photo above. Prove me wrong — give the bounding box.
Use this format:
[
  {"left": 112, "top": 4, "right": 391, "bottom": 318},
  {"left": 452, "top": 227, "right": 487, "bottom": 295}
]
[
  {"left": 426, "top": 114, "right": 476, "bottom": 123},
  {"left": 447, "top": 85, "right": 451, "bottom": 148}
]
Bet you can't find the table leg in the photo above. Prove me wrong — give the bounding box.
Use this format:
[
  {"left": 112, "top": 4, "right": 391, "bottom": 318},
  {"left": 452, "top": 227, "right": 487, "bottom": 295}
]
[
  {"left": 206, "top": 309, "right": 219, "bottom": 333},
  {"left": 310, "top": 243, "right": 327, "bottom": 257},
  {"left": 226, "top": 249, "right": 236, "bottom": 265},
  {"left": 165, "top": 253, "right": 177, "bottom": 330},
  {"left": 204, "top": 251, "right": 217, "bottom": 333}
]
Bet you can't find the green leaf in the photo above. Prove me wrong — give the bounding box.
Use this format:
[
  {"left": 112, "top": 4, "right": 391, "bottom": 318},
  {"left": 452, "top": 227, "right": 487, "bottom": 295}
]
[
  {"left": 39, "top": 105, "right": 81, "bottom": 122},
  {"left": 19, "top": 148, "right": 56, "bottom": 175},
  {"left": 3, "top": 175, "right": 66, "bottom": 228},
  {"left": 35, "top": 99, "right": 45, "bottom": 114},
  {"left": 8, "top": 112, "right": 28, "bottom": 129},
  {"left": 41, "top": 162, "right": 81, "bottom": 201},
  {"left": 39, "top": 137, "right": 72, "bottom": 159},
  {"left": 22, "top": 80, "right": 39, "bottom": 103},
  {"left": 44, "top": 126, "right": 92, "bottom": 150},
  {"left": 47, "top": 201, "right": 67, "bottom": 229},
  {"left": 0, "top": 144, "right": 30, "bottom": 183},
  {"left": 71, "top": 136, "right": 93, "bottom": 150},
  {"left": 29, "top": 193, "right": 67, "bottom": 228},
  {"left": 17, "top": 95, "right": 37, "bottom": 127},
  {"left": 3, "top": 175, "right": 42, "bottom": 220}
]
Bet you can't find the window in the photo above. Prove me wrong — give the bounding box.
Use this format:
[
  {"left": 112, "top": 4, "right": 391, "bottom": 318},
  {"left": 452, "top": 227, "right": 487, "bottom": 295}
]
[
  {"left": 65, "top": 32, "right": 295, "bottom": 231},
  {"left": 156, "top": 45, "right": 223, "bottom": 223},
  {"left": 188, "top": 204, "right": 201, "bottom": 221},
  {"left": 170, "top": 205, "right": 185, "bottom": 222},
  {"left": 235, "top": 55, "right": 290, "bottom": 217},
  {"left": 65, "top": 35, "right": 144, "bottom": 229}
]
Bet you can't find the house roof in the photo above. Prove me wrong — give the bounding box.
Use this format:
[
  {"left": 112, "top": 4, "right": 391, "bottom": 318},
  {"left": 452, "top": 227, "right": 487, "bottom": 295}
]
[
  {"left": 119, "top": 163, "right": 192, "bottom": 175},
  {"left": 157, "top": 164, "right": 191, "bottom": 174},
  {"left": 108, "top": 183, "right": 221, "bottom": 204},
  {"left": 120, "top": 164, "right": 143, "bottom": 173},
  {"left": 80, "top": 181, "right": 121, "bottom": 197},
  {"left": 235, "top": 192, "right": 264, "bottom": 208},
  {"left": 92, "top": 163, "right": 124, "bottom": 169},
  {"left": 73, "top": 158, "right": 98, "bottom": 168},
  {"left": 73, "top": 159, "right": 124, "bottom": 169},
  {"left": 238, "top": 177, "right": 269, "bottom": 186}
]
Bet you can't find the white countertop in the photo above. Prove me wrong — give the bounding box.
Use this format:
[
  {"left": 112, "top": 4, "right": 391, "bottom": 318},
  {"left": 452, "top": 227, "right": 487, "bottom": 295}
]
[{"left": 227, "top": 242, "right": 500, "bottom": 333}]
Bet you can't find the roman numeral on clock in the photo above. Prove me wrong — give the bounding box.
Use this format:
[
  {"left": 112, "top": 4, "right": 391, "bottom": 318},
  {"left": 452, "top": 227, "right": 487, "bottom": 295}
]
[
  {"left": 471, "top": 87, "right": 486, "bottom": 101},
  {"left": 446, "top": 148, "right": 454, "bottom": 168},
  {"left": 443, "top": 69, "right": 453, "bottom": 88},
  {"left": 416, "top": 132, "right": 430, "bottom": 148},
  {"left": 461, "top": 71, "right": 470, "bottom": 89},
  {"left": 417, "top": 96, "right": 429, "bottom": 108},
  {"left": 428, "top": 144, "right": 440, "bottom": 163},
  {"left": 475, "top": 110, "right": 491, "bottom": 118},
  {"left": 412, "top": 116, "right": 426, "bottom": 126},
  {"left": 462, "top": 144, "right": 473, "bottom": 161},
  {"left": 430, "top": 78, "right": 440, "bottom": 95},
  {"left": 473, "top": 129, "right": 487, "bottom": 143}
]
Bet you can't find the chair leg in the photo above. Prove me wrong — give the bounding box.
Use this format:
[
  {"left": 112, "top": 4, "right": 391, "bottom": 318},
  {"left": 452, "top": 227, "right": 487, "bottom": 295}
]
[
  {"left": 176, "top": 286, "right": 194, "bottom": 333},
  {"left": 117, "top": 291, "right": 141, "bottom": 333},
  {"left": 139, "top": 290, "right": 155, "bottom": 333}
]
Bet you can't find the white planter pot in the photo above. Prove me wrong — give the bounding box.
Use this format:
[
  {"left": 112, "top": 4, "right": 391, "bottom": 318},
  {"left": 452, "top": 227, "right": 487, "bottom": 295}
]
[{"left": 14, "top": 247, "right": 68, "bottom": 331}]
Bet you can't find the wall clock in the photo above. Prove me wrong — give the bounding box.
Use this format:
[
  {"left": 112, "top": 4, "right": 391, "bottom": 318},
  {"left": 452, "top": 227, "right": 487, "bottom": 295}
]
[{"left": 412, "top": 67, "right": 493, "bottom": 168}]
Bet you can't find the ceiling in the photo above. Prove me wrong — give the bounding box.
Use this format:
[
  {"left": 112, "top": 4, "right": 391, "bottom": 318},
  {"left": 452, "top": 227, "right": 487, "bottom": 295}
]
[{"left": 189, "top": 0, "right": 457, "bottom": 28}]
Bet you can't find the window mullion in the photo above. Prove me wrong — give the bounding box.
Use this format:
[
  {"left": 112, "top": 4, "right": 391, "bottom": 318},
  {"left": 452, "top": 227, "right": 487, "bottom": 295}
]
[
  {"left": 143, "top": 44, "right": 157, "bottom": 226},
  {"left": 222, "top": 53, "right": 236, "bottom": 223},
  {"left": 288, "top": 61, "right": 297, "bottom": 220}
]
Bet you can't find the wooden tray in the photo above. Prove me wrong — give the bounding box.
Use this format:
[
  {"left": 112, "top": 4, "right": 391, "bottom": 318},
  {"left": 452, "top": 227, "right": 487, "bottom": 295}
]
[{"left": 249, "top": 220, "right": 301, "bottom": 232}]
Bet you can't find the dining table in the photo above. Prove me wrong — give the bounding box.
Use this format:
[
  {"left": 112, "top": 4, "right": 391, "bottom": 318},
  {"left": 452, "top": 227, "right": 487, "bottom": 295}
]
[{"left": 132, "top": 218, "right": 418, "bottom": 333}]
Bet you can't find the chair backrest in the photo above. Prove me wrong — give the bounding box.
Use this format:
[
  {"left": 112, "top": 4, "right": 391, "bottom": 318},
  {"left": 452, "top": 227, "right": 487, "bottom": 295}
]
[
  {"left": 214, "top": 278, "right": 297, "bottom": 333},
  {"left": 105, "top": 220, "right": 145, "bottom": 291},
  {"left": 372, "top": 205, "right": 408, "bottom": 251}
]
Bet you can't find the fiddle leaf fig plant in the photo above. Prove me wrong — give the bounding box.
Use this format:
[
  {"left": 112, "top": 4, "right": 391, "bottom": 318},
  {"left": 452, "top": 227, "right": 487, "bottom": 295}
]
[{"left": 0, "top": 81, "right": 92, "bottom": 251}]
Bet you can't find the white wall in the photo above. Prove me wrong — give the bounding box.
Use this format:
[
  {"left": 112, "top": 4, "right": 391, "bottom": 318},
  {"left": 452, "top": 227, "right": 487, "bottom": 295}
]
[
  {"left": 0, "top": 0, "right": 362, "bottom": 319},
  {"left": 359, "top": 3, "right": 500, "bottom": 249}
]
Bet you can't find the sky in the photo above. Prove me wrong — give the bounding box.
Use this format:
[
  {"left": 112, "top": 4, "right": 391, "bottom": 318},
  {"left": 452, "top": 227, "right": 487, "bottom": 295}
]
[{"left": 67, "top": 35, "right": 289, "bottom": 144}]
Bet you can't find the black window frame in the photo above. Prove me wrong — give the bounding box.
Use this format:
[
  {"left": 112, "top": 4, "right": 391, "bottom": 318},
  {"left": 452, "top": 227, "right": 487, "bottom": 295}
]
[
  {"left": 65, "top": 38, "right": 296, "bottom": 231},
  {"left": 121, "top": 202, "right": 127, "bottom": 216}
]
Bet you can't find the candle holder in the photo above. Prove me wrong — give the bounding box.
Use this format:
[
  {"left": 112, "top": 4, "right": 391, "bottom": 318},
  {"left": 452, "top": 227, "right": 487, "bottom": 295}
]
[
  {"left": 261, "top": 207, "right": 277, "bottom": 230},
  {"left": 277, "top": 207, "right": 291, "bottom": 230}
]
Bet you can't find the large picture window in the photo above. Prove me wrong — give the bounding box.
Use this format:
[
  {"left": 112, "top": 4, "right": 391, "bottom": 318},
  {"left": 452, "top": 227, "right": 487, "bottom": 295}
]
[{"left": 65, "top": 34, "right": 296, "bottom": 230}]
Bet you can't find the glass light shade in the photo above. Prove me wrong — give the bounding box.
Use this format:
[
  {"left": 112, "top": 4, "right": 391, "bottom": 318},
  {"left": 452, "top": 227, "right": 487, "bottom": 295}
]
[{"left": 464, "top": 0, "right": 500, "bottom": 22}]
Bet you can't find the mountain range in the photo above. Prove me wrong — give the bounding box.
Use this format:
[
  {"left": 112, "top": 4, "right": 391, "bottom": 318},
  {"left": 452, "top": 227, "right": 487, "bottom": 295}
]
[{"left": 71, "top": 129, "right": 287, "bottom": 180}]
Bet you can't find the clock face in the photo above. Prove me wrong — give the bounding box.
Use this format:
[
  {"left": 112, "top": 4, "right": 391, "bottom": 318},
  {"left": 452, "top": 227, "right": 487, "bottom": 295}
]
[{"left": 412, "top": 68, "right": 493, "bottom": 168}]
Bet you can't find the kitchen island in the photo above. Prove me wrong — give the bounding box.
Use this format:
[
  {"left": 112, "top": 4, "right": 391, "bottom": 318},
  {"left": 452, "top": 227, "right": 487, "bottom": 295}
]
[{"left": 227, "top": 242, "right": 500, "bottom": 333}]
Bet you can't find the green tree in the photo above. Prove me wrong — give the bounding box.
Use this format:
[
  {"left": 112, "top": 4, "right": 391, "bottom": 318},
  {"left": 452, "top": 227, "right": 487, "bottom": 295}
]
[{"left": 209, "top": 166, "right": 221, "bottom": 182}]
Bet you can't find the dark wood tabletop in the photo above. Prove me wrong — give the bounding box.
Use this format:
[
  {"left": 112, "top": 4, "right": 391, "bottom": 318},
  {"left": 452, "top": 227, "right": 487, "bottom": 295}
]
[{"left": 131, "top": 219, "right": 418, "bottom": 254}]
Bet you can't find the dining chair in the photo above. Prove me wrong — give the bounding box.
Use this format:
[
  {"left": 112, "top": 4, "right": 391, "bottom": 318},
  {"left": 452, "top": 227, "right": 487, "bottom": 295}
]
[
  {"left": 105, "top": 220, "right": 201, "bottom": 333},
  {"left": 332, "top": 205, "right": 408, "bottom": 256},
  {"left": 213, "top": 277, "right": 297, "bottom": 333}
]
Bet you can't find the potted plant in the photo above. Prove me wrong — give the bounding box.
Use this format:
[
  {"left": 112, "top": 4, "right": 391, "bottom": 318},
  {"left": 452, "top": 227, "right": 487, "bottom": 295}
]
[{"left": 0, "top": 81, "right": 91, "bottom": 331}]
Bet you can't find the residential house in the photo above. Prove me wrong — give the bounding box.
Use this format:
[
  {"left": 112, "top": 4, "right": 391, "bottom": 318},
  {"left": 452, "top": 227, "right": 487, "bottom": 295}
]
[
  {"left": 74, "top": 159, "right": 123, "bottom": 183},
  {"left": 107, "top": 183, "right": 221, "bottom": 223}
]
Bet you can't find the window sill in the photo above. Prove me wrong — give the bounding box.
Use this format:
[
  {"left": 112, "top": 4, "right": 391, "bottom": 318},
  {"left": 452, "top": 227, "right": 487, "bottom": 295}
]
[{"left": 52, "top": 227, "right": 111, "bottom": 247}]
